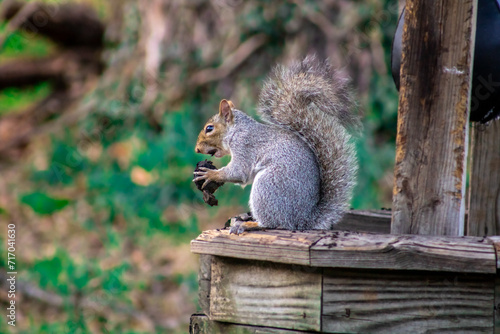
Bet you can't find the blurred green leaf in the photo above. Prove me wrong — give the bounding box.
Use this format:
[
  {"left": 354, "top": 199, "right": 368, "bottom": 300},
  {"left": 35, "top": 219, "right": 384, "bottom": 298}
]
[
  {"left": 0, "top": 23, "right": 55, "bottom": 60},
  {"left": 33, "top": 257, "right": 63, "bottom": 289},
  {"left": 102, "top": 264, "right": 129, "bottom": 294},
  {"left": 0, "top": 82, "right": 52, "bottom": 116},
  {"left": 20, "top": 192, "right": 71, "bottom": 215}
]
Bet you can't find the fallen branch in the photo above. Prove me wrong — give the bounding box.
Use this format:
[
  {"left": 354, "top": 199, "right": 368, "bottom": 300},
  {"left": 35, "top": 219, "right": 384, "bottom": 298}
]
[
  {"left": 0, "top": 55, "right": 65, "bottom": 90},
  {"left": 0, "top": 49, "right": 102, "bottom": 90}
]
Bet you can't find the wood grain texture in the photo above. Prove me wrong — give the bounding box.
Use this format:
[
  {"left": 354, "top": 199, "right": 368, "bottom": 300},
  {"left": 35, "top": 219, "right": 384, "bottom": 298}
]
[
  {"left": 322, "top": 269, "right": 494, "bottom": 333},
  {"left": 310, "top": 231, "right": 495, "bottom": 273},
  {"left": 198, "top": 255, "right": 212, "bottom": 316},
  {"left": 190, "top": 314, "right": 212, "bottom": 334},
  {"left": 487, "top": 236, "right": 500, "bottom": 269},
  {"left": 468, "top": 119, "right": 500, "bottom": 236},
  {"left": 495, "top": 276, "right": 500, "bottom": 331},
  {"left": 392, "top": 0, "right": 478, "bottom": 236},
  {"left": 191, "top": 229, "right": 324, "bottom": 266},
  {"left": 191, "top": 229, "right": 497, "bottom": 273},
  {"left": 334, "top": 210, "right": 391, "bottom": 234},
  {"left": 209, "top": 257, "right": 322, "bottom": 332},
  {"left": 190, "top": 314, "right": 318, "bottom": 334}
]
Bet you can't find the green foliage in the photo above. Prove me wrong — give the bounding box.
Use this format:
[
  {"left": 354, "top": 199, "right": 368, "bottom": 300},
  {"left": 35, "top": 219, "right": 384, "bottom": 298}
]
[
  {"left": 0, "top": 82, "right": 52, "bottom": 115},
  {"left": 30, "top": 249, "right": 97, "bottom": 295},
  {"left": 20, "top": 191, "right": 71, "bottom": 215},
  {"left": 102, "top": 263, "right": 129, "bottom": 294},
  {"left": 33, "top": 255, "right": 64, "bottom": 290},
  {"left": 351, "top": 0, "right": 399, "bottom": 209},
  {"left": 0, "top": 22, "right": 55, "bottom": 115},
  {"left": 353, "top": 73, "right": 399, "bottom": 209},
  {"left": 241, "top": 2, "right": 296, "bottom": 42},
  {"left": 0, "top": 22, "right": 55, "bottom": 60}
]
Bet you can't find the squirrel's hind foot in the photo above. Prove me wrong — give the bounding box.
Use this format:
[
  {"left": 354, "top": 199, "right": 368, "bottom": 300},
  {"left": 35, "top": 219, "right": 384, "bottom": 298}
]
[
  {"left": 229, "top": 220, "right": 262, "bottom": 235},
  {"left": 232, "top": 212, "right": 253, "bottom": 222}
]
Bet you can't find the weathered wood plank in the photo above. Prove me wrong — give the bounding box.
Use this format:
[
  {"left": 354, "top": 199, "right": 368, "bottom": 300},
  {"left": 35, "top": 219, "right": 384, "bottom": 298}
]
[
  {"left": 487, "top": 236, "right": 500, "bottom": 269},
  {"left": 310, "top": 231, "right": 495, "bottom": 273},
  {"left": 392, "top": 0, "right": 478, "bottom": 236},
  {"left": 468, "top": 119, "right": 500, "bottom": 236},
  {"left": 190, "top": 314, "right": 318, "bottom": 334},
  {"left": 334, "top": 210, "right": 391, "bottom": 234},
  {"left": 209, "top": 257, "right": 322, "bottom": 332},
  {"left": 191, "top": 229, "right": 324, "bottom": 266},
  {"left": 198, "top": 254, "right": 213, "bottom": 315},
  {"left": 322, "top": 269, "right": 494, "bottom": 333},
  {"left": 190, "top": 313, "right": 212, "bottom": 334},
  {"left": 486, "top": 236, "right": 500, "bottom": 330},
  {"left": 495, "top": 276, "right": 500, "bottom": 332},
  {"left": 192, "top": 229, "right": 497, "bottom": 273}
]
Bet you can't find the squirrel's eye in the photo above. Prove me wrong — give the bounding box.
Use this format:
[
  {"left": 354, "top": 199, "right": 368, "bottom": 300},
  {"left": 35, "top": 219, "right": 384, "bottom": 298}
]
[{"left": 205, "top": 125, "right": 214, "bottom": 133}]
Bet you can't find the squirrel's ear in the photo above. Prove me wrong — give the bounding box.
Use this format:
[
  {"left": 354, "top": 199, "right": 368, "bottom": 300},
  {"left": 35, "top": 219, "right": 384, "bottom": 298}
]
[{"left": 219, "top": 99, "right": 234, "bottom": 123}]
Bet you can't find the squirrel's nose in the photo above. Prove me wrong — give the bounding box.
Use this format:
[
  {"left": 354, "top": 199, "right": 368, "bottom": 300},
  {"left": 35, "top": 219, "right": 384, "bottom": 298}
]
[{"left": 196, "top": 148, "right": 201, "bottom": 153}]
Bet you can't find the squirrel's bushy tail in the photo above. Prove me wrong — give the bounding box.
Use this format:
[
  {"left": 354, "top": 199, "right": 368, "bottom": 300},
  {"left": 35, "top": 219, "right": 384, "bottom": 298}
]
[{"left": 258, "top": 55, "right": 360, "bottom": 229}]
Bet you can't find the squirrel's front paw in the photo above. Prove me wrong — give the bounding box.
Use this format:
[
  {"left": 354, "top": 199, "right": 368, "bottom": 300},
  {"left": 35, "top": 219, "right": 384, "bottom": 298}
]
[
  {"left": 229, "top": 221, "right": 261, "bottom": 235},
  {"left": 193, "top": 167, "right": 221, "bottom": 189}
]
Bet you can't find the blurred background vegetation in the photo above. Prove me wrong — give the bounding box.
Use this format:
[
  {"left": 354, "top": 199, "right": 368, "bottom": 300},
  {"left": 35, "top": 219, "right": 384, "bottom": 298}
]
[{"left": 0, "top": 0, "right": 399, "bottom": 332}]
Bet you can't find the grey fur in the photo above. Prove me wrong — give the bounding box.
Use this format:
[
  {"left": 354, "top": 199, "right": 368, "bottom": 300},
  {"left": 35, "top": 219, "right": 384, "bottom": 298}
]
[{"left": 223, "top": 55, "right": 360, "bottom": 230}]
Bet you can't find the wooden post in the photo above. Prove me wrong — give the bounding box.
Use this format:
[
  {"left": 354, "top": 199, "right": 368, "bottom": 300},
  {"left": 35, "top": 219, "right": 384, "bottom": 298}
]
[
  {"left": 467, "top": 119, "right": 500, "bottom": 236},
  {"left": 392, "top": 0, "right": 478, "bottom": 236}
]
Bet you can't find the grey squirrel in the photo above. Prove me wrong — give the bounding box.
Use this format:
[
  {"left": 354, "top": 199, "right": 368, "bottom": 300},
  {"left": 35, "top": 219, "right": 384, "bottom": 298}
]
[{"left": 193, "top": 55, "right": 360, "bottom": 234}]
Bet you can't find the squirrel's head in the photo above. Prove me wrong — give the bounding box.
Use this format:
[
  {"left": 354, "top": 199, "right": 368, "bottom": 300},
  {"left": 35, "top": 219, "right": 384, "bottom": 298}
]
[{"left": 195, "top": 99, "right": 235, "bottom": 158}]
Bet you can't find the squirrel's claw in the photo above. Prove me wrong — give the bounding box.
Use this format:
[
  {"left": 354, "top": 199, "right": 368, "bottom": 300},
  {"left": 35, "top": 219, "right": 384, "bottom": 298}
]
[
  {"left": 201, "top": 179, "right": 210, "bottom": 189},
  {"left": 192, "top": 174, "right": 206, "bottom": 182},
  {"left": 194, "top": 167, "right": 221, "bottom": 189},
  {"left": 193, "top": 167, "right": 212, "bottom": 177},
  {"left": 229, "top": 221, "right": 245, "bottom": 235},
  {"left": 193, "top": 173, "right": 211, "bottom": 189}
]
